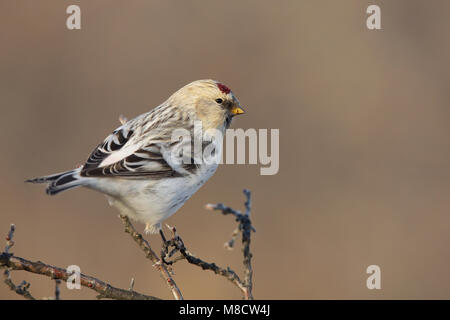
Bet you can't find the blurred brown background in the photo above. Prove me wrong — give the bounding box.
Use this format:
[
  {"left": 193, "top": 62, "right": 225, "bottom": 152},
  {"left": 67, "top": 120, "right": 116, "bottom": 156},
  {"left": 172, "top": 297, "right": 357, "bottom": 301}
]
[{"left": 1, "top": 0, "right": 449, "bottom": 299}]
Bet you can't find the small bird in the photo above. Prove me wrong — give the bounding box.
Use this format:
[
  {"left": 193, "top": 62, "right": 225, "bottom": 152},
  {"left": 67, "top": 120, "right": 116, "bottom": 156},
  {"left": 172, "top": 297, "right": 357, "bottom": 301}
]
[{"left": 27, "top": 80, "right": 245, "bottom": 234}]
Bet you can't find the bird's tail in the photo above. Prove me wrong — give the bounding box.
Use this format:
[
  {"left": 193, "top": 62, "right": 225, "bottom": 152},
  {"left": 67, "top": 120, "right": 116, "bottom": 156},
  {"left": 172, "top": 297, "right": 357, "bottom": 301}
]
[{"left": 26, "top": 168, "right": 84, "bottom": 195}]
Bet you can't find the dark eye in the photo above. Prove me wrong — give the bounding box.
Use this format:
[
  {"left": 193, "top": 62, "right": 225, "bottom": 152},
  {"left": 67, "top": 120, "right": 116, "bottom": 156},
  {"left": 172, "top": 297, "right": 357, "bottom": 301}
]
[{"left": 215, "top": 98, "right": 223, "bottom": 104}]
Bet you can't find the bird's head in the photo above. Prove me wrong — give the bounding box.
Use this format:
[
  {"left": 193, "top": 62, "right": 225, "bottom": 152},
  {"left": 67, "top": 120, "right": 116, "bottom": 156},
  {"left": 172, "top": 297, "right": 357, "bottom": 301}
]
[{"left": 168, "top": 79, "right": 245, "bottom": 130}]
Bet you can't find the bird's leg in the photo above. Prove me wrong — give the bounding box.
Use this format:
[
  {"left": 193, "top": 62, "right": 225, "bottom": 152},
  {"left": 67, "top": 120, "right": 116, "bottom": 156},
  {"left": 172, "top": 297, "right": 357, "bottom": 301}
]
[
  {"left": 159, "top": 229, "right": 168, "bottom": 243},
  {"left": 160, "top": 229, "right": 172, "bottom": 265}
]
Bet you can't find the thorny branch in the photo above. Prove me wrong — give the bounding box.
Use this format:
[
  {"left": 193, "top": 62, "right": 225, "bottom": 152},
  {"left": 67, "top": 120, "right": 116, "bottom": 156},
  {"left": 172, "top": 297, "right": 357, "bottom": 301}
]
[{"left": 1, "top": 190, "right": 255, "bottom": 299}]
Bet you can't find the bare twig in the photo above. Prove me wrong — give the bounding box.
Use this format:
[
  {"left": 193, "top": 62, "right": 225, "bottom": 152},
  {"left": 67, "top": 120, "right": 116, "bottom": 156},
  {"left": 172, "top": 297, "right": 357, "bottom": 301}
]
[
  {"left": 162, "top": 190, "right": 255, "bottom": 299},
  {"left": 0, "top": 225, "right": 160, "bottom": 300},
  {"left": 0, "top": 253, "right": 160, "bottom": 300},
  {"left": 244, "top": 188, "right": 252, "bottom": 216},
  {"left": 119, "top": 215, "right": 183, "bottom": 300},
  {"left": 2, "top": 225, "right": 36, "bottom": 300},
  {"left": 163, "top": 227, "right": 249, "bottom": 297},
  {"left": 54, "top": 279, "right": 61, "bottom": 300},
  {"left": 4, "top": 224, "right": 15, "bottom": 254},
  {"left": 205, "top": 189, "right": 255, "bottom": 299},
  {"left": 3, "top": 270, "right": 35, "bottom": 300},
  {"left": 241, "top": 189, "right": 254, "bottom": 298}
]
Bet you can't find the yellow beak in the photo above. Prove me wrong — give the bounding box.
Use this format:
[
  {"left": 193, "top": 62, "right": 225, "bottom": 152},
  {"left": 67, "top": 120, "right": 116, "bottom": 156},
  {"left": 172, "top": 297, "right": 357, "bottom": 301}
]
[{"left": 231, "top": 105, "right": 245, "bottom": 115}]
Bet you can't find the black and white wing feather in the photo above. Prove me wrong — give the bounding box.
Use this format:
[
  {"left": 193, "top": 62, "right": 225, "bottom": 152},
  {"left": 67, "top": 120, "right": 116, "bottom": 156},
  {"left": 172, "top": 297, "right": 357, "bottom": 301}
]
[
  {"left": 80, "top": 109, "right": 197, "bottom": 179},
  {"left": 82, "top": 126, "right": 135, "bottom": 172}
]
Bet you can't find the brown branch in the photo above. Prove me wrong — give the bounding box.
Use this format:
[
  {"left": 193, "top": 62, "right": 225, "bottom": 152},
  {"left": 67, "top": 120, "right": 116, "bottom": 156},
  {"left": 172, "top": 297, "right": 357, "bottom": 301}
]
[
  {"left": 119, "top": 215, "right": 183, "bottom": 300},
  {"left": 0, "top": 225, "right": 160, "bottom": 300},
  {"left": 0, "top": 253, "right": 161, "bottom": 300}
]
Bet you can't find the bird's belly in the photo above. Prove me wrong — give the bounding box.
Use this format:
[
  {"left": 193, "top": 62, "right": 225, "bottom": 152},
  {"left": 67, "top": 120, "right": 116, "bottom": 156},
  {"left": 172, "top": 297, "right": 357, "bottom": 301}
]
[
  {"left": 146, "top": 163, "right": 218, "bottom": 219},
  {"left": 88, "top": 163, "right": 218, "bottom": 225}
]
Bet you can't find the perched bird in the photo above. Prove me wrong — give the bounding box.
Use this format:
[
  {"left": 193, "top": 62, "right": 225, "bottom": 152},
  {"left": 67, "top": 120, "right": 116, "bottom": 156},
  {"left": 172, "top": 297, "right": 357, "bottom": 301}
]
[{"left": 27, "top": 80, "right": 245, "bottom": 234}]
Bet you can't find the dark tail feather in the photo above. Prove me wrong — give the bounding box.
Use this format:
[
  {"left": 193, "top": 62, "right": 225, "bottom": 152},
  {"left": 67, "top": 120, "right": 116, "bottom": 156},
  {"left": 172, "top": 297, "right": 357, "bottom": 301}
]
[
  {"left": 26, "top": 172, "right": 66, "bottom": 184},
  {"left": 26, "top": 169, "right": 83, "bottom": 196}
]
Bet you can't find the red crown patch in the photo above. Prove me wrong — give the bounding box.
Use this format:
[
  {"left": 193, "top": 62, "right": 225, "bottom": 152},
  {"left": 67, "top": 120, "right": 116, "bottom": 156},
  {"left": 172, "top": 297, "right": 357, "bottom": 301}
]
[{"left": 217, "top": 83, "right": 231, "bottom": 94}]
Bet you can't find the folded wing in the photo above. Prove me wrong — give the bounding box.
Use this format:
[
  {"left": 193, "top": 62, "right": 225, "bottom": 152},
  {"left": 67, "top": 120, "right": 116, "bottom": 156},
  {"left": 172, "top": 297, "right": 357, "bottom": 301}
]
[{"left": 80, "top": 116, "right": 197, "bottom": 179}]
